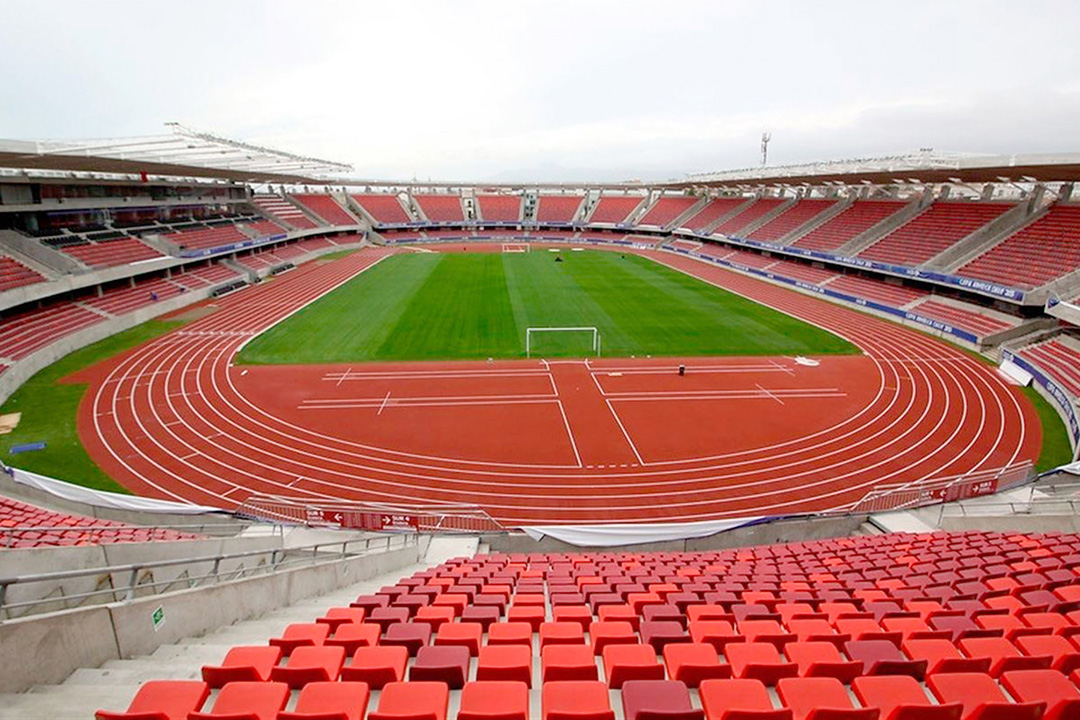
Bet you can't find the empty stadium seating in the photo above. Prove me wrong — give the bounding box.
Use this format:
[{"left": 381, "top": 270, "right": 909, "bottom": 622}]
[
  {"left": 1017, "top": 339, "right": 1080, "bottom": 398},
  {"left": 56, "top": 237, "right": 163, "bottom": 268},
  {"left": 0, "top": 301, "right": 104, "bottom": 360},
  {"left": 170, "top": 263, "right": 243, "bottom": 290},
  {"left": 243, "top": 219, "right": 288, "bottom": 238},
  {"left": 162, "top": 224, "right": 249, "bottom": 252},
  {"left": 792, "top": 201, "right": 907, "bottom": 252},
  {"left": 747, "top": 200, "right": 837, "bottom": 242},
  {"left": 415, "top": 195, "right": 466, "bottom": 222},
  {"left": 96, "top": 531, "right": 1080, "bottom": 720},
  {"left": 477, "top": 195, "right": 522, "bottom": 222},
  {"left": 681, "top": 198, "right": 750, "bottom": 232},
  {"left": 0, "top": 496, "right": 198, "bottom": 548},
  {"left": 908, "top": 300, "right": 1018, "bottom": 338},
  {"left": 253, "top": 195, "right": 319, "bottom": 230},
  {"left": 82, "top": 277, "right": 184, "bottom": 316},
  {"left": 826, "top": 275, "right": 927, "bottom": 307},
  {"left": 536, "top": 196, "right": 585, "bottom": 223},
  {"left": 352, "top": 194, "right": 413, "bottom": 225},
  {"left": 712, "top": 199, "right": 786, "bottom": 237},
  {"left": 292, "top": 194, "right": 358, "bottom": 226},
  {"left": 958, "top": 205, "right": 1080, "bottom": 290},
  {"left": 589, "top": 196, "right": 644, "bottom": 224},
  {"left": 0, "top": 255, "right": 46, "bottom": 292},
  {"left": 639, "top": 197, "right": 700, "bottom": 227},
  {"left": 860, "top": 202, "right": 1013, "bottom": 266}
]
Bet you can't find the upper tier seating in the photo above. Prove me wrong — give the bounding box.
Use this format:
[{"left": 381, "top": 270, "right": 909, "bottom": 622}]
[
  {"left": 58, "top": 237, "right": 163, "bottom": 268},
  {"left": 747, "top": 200, "right": 837, "bottom": 242},
  {"left": 253, "top": 195, "right": 319, "bottom": 230},
  {"left": 292, "top": 194, "right": 358, "bottom": 226},
  {"left": 958, "top": 205, "right": 1080, "bottom": 290},
  {"left": 712, "top": 199, "right": 786, "bottom": 237},
  {"left": 416, "top": 195, "right": 466, "bottom": 222},
  {"left": 0, "top": 495, "right": 198, "bottom": 548},
  {"left": 478, "top": 195, "right": 522, "bottom": 222},
  {"left": 163, "top": 224, "right": 248, "bottom": 252},
  {"left": 1018, "top": 339, "right": 1080, "bottom": 397},
  {"left": 791, "top": 201, "right": 907, "bottom": 252},
  {"left": 589, "top": 197, "right": 644, "bottom": 224},
  {"left": 909, "top": 300, "right": 1017, "bottom": 338},
  {"left": 681, "top": 198, "right": 750, "bottom": 232},
  {"left": 860, "top": 202, "right": 1013, "bottom": 266},
  {"left": 0, "top": 301, "right": 104, "bottom": 359},
  {"left": 639, "top": 197, "right": 700, "bottom": 227},
  {"left": 827, "top": 275, "right": 927, "bottom": 307},
  {"left": 352, "top": 194, "right": 413, "bottom": 225},
  {"left": 0, "top": 255, "right": 46, "bottom": 292},
  {"left": 536, "top": 196, "right": 585, "bottom": 223},
  {"left": 244, "top": 219, "right": 288, "bottom": 238},
  {"left": 99, "top": 531, "right": 1080, "bottom": 720}
]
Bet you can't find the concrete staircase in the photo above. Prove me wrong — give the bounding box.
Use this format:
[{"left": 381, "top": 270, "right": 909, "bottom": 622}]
[{"left": 0, "top": 537, "right": 478, "bottom": 720}]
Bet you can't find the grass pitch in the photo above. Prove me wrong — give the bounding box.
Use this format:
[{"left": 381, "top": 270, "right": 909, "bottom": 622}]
[{"left": 239, "top": 250, "right": 857, "bottom": 363}]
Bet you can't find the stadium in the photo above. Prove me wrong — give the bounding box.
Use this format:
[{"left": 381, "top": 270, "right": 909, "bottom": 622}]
[{"left": 1, "top": 2, "right": 1080, "bottom": 718}]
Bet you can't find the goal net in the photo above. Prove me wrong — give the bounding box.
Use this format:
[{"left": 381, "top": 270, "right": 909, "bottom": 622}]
[
  {"left": 526, "top": 327, "right": 601, "bottom": 358},
  {"left": 502, "top": 243, "right": 529, "bottom": 253}
]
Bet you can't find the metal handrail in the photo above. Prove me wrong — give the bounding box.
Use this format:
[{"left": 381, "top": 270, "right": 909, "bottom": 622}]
[
  {"left": 0, "top": 533, "right": 417, "bottom": 620},
  {"left": 0, "top": 521, "right": 274, "bottom": 549}
]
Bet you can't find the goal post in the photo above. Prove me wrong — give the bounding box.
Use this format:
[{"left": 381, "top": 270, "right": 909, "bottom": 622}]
[
  {"left": 501, "top": 243, "right": 529, "bottom": 253},
  {"left": 526, "top": 326, "right": 601, "bottom": 358}
]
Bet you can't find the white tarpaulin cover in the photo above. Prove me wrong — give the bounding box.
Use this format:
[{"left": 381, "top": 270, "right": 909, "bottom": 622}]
[
  {"left": 521, "top": 516, "right": 765, "bottom": 547},
  {"left": 9, "top": 467, "right": 225, "bottom": 515}
]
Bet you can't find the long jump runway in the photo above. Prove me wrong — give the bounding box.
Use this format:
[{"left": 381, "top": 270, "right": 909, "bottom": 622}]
[{"left": 74, "top": 246, "right": 1040, "bottom": 524}]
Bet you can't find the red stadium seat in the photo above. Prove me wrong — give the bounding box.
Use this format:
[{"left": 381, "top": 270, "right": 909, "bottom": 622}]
[
  {"left": 591, "top": 621, "right": 638, "bottom": 654},
  {"left": 663, "top": 642, "right": 731, "bottom": 686},
  {"left": 725, "top": 642, "right": 799, "bottom": 685},
  {"left": 325, "top": 622, "right": 382, "bottom": 654},
  {"left": 540, "top": 621, "right": 586, "bottom": 648},
  {"left": 621, "top": 680, "right": 705, "bottom": 720},
  {"left": 434, "top": 622, "right": 483, "bottom": 656},
  {"left": 95, "top": 680, "right": 210, "bottom": 720},
  {"left": 1000, "top": 670, "right": 1080, "bottom": 720},
  {"left": 543, "top": 644, "right": 599, "bottom": 683},
  {"left": 853, "top": 675, "right": 963, "bottom": 720},
  {"left": 776, "top": 677, "right": 878, "bottom": 720},
  {"left": 458, "top": 681, "right": 530, "bottom": 720},
  {"left": 478, "top": 644, "right": 534, "bottom": 686},
  {"left": 279, "top": 681, "right": 370, "bottom": 720},
  {"left": 269, "top": 623, "right": 330, "bottom": 654},
  {"left": 603, "top": 643, "right": 665, "bottom": 688},
  {"left": 340, "top": 646, "right": 409, "bottom": 688},
  {"left": 844, "top": 640, "right": 926, "bottom": 679},
  {"left": 269, "top": 645, "right": 345, "bottom": 688},
  {"left": 188, "top": 681, "right": 290, "bottom": 720},
  {"left": 542, "top": 681, "right": 616, "bottom": 720},
  {"left": 784, "top": 641, "right": 862, "bottom": 683},
  {"left": 201, "top": 646, "right": 281, "bottom": 687},
  {"left": 699, "top": 678, "right": 793, "bottom": 720},
  {"left": 927, "top": 672, "right": 1045, "bottom": 720},
  {"left": 369, "top": 681, "right": 449, "bottom": 720},
  {"left": 410, "top": 645, "right": 470, "bottom": 688}
]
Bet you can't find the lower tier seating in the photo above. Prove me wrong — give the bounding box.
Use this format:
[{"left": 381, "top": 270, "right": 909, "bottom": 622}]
[
  {"left": 0, "top": 496, "right": 198, "bottom": 548},
  {"left": 97, "top": 531, "right": 1080, "bottom": 720},
  {"left": 909, "top": 300, "right": 1018, "bottom": 338},
  {"left": 1018, "top": 339, "right": 1080, "bottom": 398},
  {"left": 827, "top": 275, "right": 927, "bottom": 307},
  {"left": 58, "top": 237, "right": 163, "bottom": 268}
]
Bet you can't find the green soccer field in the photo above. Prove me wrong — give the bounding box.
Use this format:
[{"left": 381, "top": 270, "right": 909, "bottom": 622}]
[{"left": 237, "top": 250, "right": 858, "bottom": 363}]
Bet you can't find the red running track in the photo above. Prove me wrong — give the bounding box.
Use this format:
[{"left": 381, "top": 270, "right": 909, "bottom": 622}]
[{"left": 73, "top": 246, "right": 1040, "bottom": 525}]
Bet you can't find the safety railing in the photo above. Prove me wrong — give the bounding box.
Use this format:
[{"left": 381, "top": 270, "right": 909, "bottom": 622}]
[
  {"left": 0, "top": 533, "right": 417, "bottom": 621},
  {"left": 848, "top": 461, "right": 1035, "bottom": 515},
  {"left": 0, "top": 521, "right": 273, "bottom": 549},
  {"left": 235, "top": 495, "right": 505, "bottom": 534}
]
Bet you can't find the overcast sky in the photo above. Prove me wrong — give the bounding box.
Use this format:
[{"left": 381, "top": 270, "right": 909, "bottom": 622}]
[{"left": 1, "top": 0, "right": 1078, "bottom": 182}]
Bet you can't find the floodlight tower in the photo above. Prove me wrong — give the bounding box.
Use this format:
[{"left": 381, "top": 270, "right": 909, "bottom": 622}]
[{"left": 761, "top": 132, "right": 771, "bottom": 166}]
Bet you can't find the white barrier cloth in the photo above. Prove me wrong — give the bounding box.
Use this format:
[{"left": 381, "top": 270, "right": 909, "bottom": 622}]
[
  {"left": 521, "top": 516, "right": 765, "bottom": 547},
  {"left": 10, "top": 467, "right": 225, "bottom": 515}
]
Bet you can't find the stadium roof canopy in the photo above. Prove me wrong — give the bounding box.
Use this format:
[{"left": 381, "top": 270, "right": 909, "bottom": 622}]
[
  {"left": 669, "top": 151, "right": 1080, "bottom": 189},
  {"left": 0, "top": 124, "right": 353, "bottom": 184}
]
